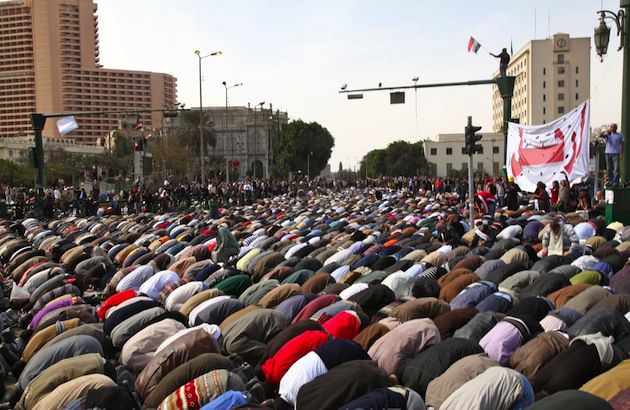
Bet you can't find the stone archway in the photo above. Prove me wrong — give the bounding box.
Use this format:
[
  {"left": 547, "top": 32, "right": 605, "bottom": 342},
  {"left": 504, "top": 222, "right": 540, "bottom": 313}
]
[{"left": 250, "top": 160, "right": 264, "bottom": 179}]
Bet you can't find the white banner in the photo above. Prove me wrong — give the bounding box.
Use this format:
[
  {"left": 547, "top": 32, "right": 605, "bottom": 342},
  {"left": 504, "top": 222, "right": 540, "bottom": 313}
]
[
  {"left": 506, "top": 100, "right": 590, "bottom": 192},
  {"left": 56, "top": 115, "right": 78, "bottom": 136}
]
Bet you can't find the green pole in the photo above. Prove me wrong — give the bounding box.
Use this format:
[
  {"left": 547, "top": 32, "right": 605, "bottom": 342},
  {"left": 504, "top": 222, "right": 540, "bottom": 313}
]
[
  {"left": 621, "top": 0, "right": 630, "bottom": 182},
  {"left": 30, "top": 113, "right": 46, "bottom": 191},
  {"left": 496, "top": 76, "right": 516, "bottom": 170}
]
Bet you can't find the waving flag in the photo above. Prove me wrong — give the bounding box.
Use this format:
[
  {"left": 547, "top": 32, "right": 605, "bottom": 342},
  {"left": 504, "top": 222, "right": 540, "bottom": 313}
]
[
  {"left": 506, "top": 100, "right": 590, "bottom": 192},
  {"left": 467, "top": 36, "right": 481, "bottom": 53}
]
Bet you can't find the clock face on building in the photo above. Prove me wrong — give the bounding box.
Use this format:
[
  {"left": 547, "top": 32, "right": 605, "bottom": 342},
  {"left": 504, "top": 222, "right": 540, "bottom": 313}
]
[{"left": 556, "top": 38, "right": 567, "bottom": 49}]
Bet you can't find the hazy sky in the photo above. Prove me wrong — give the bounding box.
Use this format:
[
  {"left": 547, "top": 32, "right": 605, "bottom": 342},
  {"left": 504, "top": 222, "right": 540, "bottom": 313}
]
[{"left": 96, "top": 0, "right": 622, "bottom": 169}]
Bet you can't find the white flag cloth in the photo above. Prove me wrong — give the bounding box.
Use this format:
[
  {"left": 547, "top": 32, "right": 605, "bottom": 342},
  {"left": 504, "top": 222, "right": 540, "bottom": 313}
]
[
  {"left": 56, "top": 116, "right": 79, "bottom": 136},
  {"left": 506, "top": 100, "right": 590, "bottom": 192}
]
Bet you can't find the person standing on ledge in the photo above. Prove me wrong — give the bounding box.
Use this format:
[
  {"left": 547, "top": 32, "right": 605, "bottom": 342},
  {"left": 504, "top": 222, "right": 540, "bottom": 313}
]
[
  {"left": 490, "top": 48, "right": 511, "bottom": 77},
  {"left": 600, "top": 123, "right": 624, "bottom": 187}
]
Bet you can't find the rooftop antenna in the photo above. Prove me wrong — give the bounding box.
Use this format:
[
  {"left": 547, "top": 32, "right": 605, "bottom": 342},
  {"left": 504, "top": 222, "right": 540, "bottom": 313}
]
[{"left": 548, "top": 10, "right": 551, "bottom": 38}]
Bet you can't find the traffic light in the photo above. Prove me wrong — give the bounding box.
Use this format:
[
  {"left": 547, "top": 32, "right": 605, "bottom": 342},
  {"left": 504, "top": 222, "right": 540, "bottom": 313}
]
[{"left": 464, "top": 116, "right": 482, "bottom": 155}]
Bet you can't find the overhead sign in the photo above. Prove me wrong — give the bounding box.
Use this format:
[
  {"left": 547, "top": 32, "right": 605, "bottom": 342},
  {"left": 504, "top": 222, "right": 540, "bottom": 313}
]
[
  {"left": 390, "top": 91, "right": 405, "bottom": 104},
  {"left": 56, "top": 116, "right": 78, "bottom": 136},
  {"left": 347, "top": 94, "right": 363, "bottom": 100}
]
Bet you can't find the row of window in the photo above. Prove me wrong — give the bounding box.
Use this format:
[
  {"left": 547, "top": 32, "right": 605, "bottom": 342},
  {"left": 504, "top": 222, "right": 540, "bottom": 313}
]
[
  {"left": 544, "top": 65, "right": 579, "bottom": 76},
  {"left": 429, "top": 146, "right": 501, "bottom": 156},
  {"left": 543, "top": 79, "right": 579, "bottom": 89},
  {"left": 445, "top": 162, "right": 501, "bottom": 173}
]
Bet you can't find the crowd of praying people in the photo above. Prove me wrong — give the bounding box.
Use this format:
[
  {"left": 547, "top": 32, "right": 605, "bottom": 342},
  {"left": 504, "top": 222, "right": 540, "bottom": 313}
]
[{"left": 0, "top": 177, "right": 626, "bottom": 409}]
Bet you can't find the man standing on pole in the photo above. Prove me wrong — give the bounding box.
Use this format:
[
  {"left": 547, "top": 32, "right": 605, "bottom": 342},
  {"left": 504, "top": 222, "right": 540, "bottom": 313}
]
[
  {"left": 489, "top": 48, "right": 511, "bottom": 77},
  {"left": 600, "top": 123, "right": 624, "bottom": 186}
]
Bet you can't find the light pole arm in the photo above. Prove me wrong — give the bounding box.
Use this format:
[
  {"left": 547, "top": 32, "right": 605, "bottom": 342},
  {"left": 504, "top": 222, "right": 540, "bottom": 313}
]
[{"left": 599, "top": 9, "right": 626, "bottom": 50}]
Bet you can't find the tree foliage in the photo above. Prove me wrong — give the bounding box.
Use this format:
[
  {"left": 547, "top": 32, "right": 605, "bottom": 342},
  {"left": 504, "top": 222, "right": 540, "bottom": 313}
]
[
  {"left": 359, "top": 140, "right": 431, "bottom": 177},
  {"left": 0, "top": 159, "right": 33, "bottom": 186},
  {"left": 174, "top": 110, "right": 217, "bottom": 155},
  {"left": 273, "top": 120, "right": 334, "bottom": 177}
]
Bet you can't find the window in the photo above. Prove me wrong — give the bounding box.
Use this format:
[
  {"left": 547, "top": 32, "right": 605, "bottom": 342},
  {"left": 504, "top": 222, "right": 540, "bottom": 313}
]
[
  {"left": 543, "top": 94, "right": 546, "bottom": 101},
  {"left": 576, "top": 93, "right": 579, "bottom": 100},
  {"left": 493, "top": 162, "right": 500, "bottom": 176},
  {"left": 576, "top": 79, "right": 579, "bottom": 87},
  {"left": 446, "top": 147, "right": 452, "bottom": 155},
  {"left": 446, "top": 163, "right": 453, "bottom": 175},
  {"left": 558, "top": 80, "right": 565, "bottom": 87},
  {"left": 461, "top": 147, "right": 467, "bottom": 155},
  {"left": 543, "top": 107, "right": 546, "bottom": 115},
  {"left": 430, "top": 148, "right": 437, "bottom": 156},
  {"left": 576, "top": 66, "right": 579, "bottom": 74},
  {"left": 558, "top": 66, "right": 565, "bottom": 74},
  {"left": 543, "top": 68, "right": 546, "bottom": 75},
  {"left": 461, "top": 162, "right": 467, "bottom": 171},
  {"left": 493, "top": 146, "right": 500, "bottom": 154},
  {"left": 543, "top": 81, "right": 546, "bottom": 89},
  {"left": 558, "top": 54, "right": 565, "bottom": 64},
  {"left": 558, "top": 93, "right": 565, "bottom": 101},
  {"left": 477, "top": 146, "right": 484, "bottom": 154},
  {"left": 558, "top": 106, "right": 565, "bottom": 114},
  {"left": 477, "top": 162, "right": 484, "bottom": 172}
]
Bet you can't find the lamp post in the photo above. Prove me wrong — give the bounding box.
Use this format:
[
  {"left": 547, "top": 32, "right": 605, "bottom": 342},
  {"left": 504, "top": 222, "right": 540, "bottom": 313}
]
[
  {"left": 222, "top": 81, "right": 243, "bottom": 183},
  {"left": 412, "top": 76, "right": 419, "bottom": 139},
  {"left": 307, "top": 151, "right": 313, "bottom": 179},
  {"left": 194, "top": 49, "right": 222, "bottom": 186},
  {"left": 594, "top": 2, "right": 629, "bottom": 181},
  {"left": 253, "top": 101, "right": 265, "bottom": 179}
]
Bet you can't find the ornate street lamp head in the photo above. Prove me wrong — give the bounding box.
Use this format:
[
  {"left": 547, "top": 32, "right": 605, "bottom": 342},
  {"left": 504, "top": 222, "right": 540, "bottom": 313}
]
[{"left": 594, "top": 14, "right": 611, "bottom": 61}]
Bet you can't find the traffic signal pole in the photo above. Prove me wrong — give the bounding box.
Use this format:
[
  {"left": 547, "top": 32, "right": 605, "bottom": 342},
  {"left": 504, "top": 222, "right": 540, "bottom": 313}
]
[
  {"left": 340, "top": 76, "right": 516, "bottom": 174},
  {"left": 496, "top": 77, "right": 516, "bottom": 169},
  {"left": 467, "top": 118, "right": 475, "bottom": 227},
  {"left": 29, "top": 107, "right": 183, "bottom": 192}
]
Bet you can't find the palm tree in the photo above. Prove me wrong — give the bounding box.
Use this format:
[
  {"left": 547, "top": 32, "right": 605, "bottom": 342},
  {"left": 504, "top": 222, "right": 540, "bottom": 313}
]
[{"left": 174, "top": 110, "right": 217, "bottom": 155}]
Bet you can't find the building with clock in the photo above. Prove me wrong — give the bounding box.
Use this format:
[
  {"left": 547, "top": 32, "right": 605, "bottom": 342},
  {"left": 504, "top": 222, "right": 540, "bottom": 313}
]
[{"left": 491, "top": 33, "right": 591, "bottom": 132}]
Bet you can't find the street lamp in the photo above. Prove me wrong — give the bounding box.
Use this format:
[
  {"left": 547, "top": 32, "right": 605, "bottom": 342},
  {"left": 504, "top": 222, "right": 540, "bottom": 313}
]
[
  {"left": 253, "top": 101, "right": 265, "bottom": 179},
  {"left": 307, "top": 151, "right": 313, "bottom": 179},
  {"left": 593, "top": 2, "right": 629, "bottom": 182},
  {"left": 222, "top": 81, "right": 243, "bottom": 183},
  {"left": 412, "top": 76, "right": 419, "bottom": 139},
  {"left": 194, "top": 49, "right": 222, "bottom": 186}
]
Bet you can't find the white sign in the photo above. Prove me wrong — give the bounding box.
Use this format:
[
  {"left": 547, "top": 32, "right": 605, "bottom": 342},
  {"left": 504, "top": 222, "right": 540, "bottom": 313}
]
[
  {"left": 56, "top": 116, "right": 78, "bottom": 136},
  {"left": 506, "top": 100, "right": 590, "bottom": 192}
]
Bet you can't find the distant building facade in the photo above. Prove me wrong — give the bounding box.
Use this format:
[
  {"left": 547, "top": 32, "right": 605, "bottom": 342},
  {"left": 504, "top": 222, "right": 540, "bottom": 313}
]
[
  {"left": 424, "top": 132, "right": 505, "bottom": 178},
  {"left": 0, "top": 136, "right": 104, "bottom": 163},
  {"left": 491, "top": 33, "right": 590, "bottom": 132},
  {"left": 0, "top": 0, "right": 177, "bottom": 144},
  {"left": 170, "top": 105, "right": 289, "bottom": 179}
]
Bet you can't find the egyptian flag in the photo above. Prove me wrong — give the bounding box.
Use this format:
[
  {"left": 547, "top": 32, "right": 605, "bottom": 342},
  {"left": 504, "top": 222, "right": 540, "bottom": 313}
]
[{"left": 467, "top": 36, "right": 481, "bottom": 53}]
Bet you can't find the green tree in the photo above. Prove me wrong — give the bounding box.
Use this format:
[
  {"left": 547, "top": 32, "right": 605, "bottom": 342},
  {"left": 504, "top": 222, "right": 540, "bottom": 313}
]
[
  {"left": 0, "top": 159, "right": 33, "bottom": 186},
  {"left": 359, "top": 140, "right": 430, "bottom": 177},
  {"left": 274, "top": 120, "right": 334, "bottom": 177}
]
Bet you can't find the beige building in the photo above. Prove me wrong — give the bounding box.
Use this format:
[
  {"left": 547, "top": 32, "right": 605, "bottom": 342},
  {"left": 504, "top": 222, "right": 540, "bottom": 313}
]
[
  {"left": 424, "top": 132, "right": 505, "bottom": 178},
  {"left": 491, "top": 33, "right": 590, "bottom": 132},
  {"left": 0, "top": 0, "right": 177, "bottom": 145},
  {"left": 165, "top": 105, "right": 289, "bottom": 179},
  {"left": 0, "top": 135, "right": 104, "bottom": 163}
]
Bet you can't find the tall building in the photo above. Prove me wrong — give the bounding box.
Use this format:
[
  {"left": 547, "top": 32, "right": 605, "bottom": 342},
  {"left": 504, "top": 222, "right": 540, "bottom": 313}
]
[
  {"left": 424, "top": 132, "right": 505, "bottom": 178},
  {"left": 491, "top": 33, "right": 590, "bottom": 132},
  {"left": 0, "top": 0, "right": 177, "bottom": 145},
  {"left": 165, "top": 105, "right": 289, "bottom": 179}
]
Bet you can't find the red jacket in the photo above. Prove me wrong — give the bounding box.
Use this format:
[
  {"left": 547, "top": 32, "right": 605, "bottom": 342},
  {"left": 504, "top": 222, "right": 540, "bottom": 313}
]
[
  {"left": 261, "top": 330, "right": 330, "bottom": 384},
  {"left": 97, "top": 289, "right": 137, "bottom": 320},
  {"left": 322, "top": 311, "right": 361, "bottom": 339}
]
